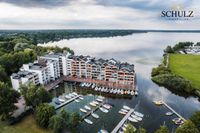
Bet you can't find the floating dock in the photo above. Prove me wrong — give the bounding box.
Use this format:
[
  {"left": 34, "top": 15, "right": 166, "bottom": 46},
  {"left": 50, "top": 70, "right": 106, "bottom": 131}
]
[
  {"left": 55, "top": 95, "right": 81, "bottom": 110},
  {"left": 81, "top": 102, "right": 104, "bottom": 120},
  {"left": 111, "top": 109, "right": 134, "bottom": 133},
  {"left": 162, "top": 101, "right": 186, "bottom": 121}
]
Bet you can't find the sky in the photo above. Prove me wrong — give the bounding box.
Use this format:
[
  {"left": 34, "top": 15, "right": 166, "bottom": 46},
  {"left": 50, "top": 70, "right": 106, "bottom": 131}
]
[{"left": 0, "top": 0, "right": 199, "bottom": 30}]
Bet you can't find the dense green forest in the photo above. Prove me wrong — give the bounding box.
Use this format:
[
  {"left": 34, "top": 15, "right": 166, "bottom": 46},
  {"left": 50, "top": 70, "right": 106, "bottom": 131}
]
[{"left": 0, "top": 30, "right": 145, "bottom": 44}]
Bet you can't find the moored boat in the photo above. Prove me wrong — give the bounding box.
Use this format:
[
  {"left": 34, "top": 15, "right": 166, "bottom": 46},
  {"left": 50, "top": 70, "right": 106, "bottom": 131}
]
[
  {"left": 98, "top": 129, "right": 108, "bottom": 133},
  {"left": 123, "top": 105, "right": 131, "bottom": 110},
  {"left": 128, "top": 116, "right": 138, "bottom": 123},
  {"left": 84, "top": 105, "right": 91, "bottom": 110},
  {"left": 91, "top": 113, "right": 99, "bottom": 119},
  {"left": 103, "top": 104, "right": 112, "bottom": 109},
  {"left": 165, "top": 112, "right": 173, "bottom": 116},
  {"left": 119, "top": 110, "right": 127, "bottom": 115},
  {"left": 134, "top": 111, "right": 144, "bottom": 118},
  {"left": 84, "top": 119, "right": 93, "bottom": 124},
  {"left": 100, "top": 107, "right": 109, "bottom": 113},
  {"left": 80, "top": 108, "right": 87, "bottom": 113},
  {"left": 75, "top": 99, "right": 80, "bottom": 102},
  {"left": 89, "top": 102, "right": 97, "bottom": 107},
  {"left": 153, "top": 100, "right": 163, "bottom": 106},
  {"left": 58, "top": 98, "right": 65, "bottom": 103}
]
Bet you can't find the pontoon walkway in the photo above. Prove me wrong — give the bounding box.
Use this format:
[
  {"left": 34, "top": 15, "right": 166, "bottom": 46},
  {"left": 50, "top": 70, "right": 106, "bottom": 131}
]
[{"left": 111, "top": 109, "right": 134, "bottom": 133}]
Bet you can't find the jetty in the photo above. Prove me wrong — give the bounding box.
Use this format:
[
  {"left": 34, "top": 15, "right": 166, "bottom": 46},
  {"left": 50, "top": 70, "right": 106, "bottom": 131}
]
[
  {"left": 81, "top": 102, "right": 104, "bottom": 120},
  {"left": 162, "top": 101, "right": 186, "bottom": 121},
  {"left": 55, "top": 95, "right": 80, "bottom": 110},
  {"left": 111, "top": 109, "right": 134, "bottom": 133}
]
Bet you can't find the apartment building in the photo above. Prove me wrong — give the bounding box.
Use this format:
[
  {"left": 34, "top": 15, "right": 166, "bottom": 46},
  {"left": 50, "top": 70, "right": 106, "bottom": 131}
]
[{"left": 11, "top": 52, "right": 135, "bottom": 90}]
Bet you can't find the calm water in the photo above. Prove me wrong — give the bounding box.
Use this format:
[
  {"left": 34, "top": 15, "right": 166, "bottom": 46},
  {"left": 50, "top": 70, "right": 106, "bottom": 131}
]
[{"left": 41, "top": 32, "right": 200, "bottom": 133}]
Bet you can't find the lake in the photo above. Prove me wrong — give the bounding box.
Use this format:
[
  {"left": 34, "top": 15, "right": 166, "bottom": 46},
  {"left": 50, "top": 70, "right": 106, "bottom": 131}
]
[{"left": 39, "top": 32, "right": 200, "bottom": 133}]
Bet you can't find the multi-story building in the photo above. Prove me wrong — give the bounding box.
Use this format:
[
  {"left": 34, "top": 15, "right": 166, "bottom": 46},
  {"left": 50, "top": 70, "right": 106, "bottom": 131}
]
[{"left": 11, "top": 53, "right": 135, "bottom": 90}]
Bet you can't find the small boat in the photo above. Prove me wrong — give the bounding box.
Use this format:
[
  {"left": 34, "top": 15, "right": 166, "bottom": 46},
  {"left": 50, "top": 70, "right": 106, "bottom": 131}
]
[
  {"left": 89, "top": 102, "right": 97, "bottom": 107},
  {"left": 92, "top": 83, "right": 96, "bottom": 89},
  {"left": 98, "top": 129, "right": 108, "bottom": 133},
  {"left": 54, "top": 99, "right": 61, "bottom": 105},
  {"left": 103, "top": 104, "right": 112, "bottom": 109},
  {"left": 119, "top": 110, "right": 127, "bottom": 115},
  {"left": 100, "top": 107, "right": 109, "bottom": 113},
  {"left": 153, "top": 100, "right": 163, "bottom": 106},
  {"left": 175, "top": 120, "right": 184, "bottom": 125},
  {"left": 93, "top": 101, "right": 99, "bottom": 105},
  {"left": 121, "top": 109, "right": 129, "bottom": 113},
  {"left": 95, "top": 87, "right": 98, "bottom": 91},
  {"left": 128, "top": 117, "right": 138, "bottom": 123},
  {"left": 134, "top": 111, "right": 144, "bottom": 118},
  {"left": 68, "top": 93, "right": 75, "bottom": 97},
  {"left": 84, "top": 119, "right": 93, "bottom": 124},
  {"left": 91, "top": 113, "right": 99, "bottom": 119},
  {"left": 65, "top": 95, "right": 71, "bottom": 99},
  {"left": 75, "top": 99, "right": 80, "bottom": 102},
  {"left": 72, "top": 92, "right": 78, "bottom": 96},
  {"left": 98, "top": 96, "right": 105, "bottom": 99},
  {"left": 55, "top": 85, "right": 59, "bottom": 88},
  {"left": 96, "top": 98, "right": 103, "bottom": 102},
  {"left": 131, "top": 91, "right": 135, "bottom": 95},
  {"left": 84, "top": 105, "right": 91, "bottom": 110},
  {"left": 131, "top": 114, "right": 142, "bottom": 121},
  {"left": 80, "top": 108, "right": 87, "bottom": 113},
  {"left": 135, "top": 91, "right": 138, "bottom": 96},
  {"left": 165, "top": 112, "right": 173, "bottom": 116},
  {"left": 79, "top": 97, "right": 84, "bottom": 100},
  {"left": 172, "top": 118, "right": 182, "bottom": 123},
  {"left": 58, "top": 98, "right": 65, "bottom": 103},
  {"left": 123, "top": 105, "right": 131, "bottom": 110}
]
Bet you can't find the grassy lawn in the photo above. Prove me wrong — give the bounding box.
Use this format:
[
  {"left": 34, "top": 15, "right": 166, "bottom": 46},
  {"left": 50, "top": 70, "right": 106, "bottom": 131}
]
[
  {"left": 169, "top": 54, "right": 200, "bottom": 90},
  {"left": 0, "top": 115, "right": 52, "bottom": 133}
]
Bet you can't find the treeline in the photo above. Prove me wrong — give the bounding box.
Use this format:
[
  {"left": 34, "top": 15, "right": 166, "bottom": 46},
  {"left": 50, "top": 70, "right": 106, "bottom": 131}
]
[
  {"left": 151, "top": 64, "right": 195, "bottom": 94},
  {"left": 0, "top": 34, "right": 74, "bottom": 84},
  {"left": 0, "top": 30, "right": 145, "bottom": 44},
  {"left": 164, "top": 42, "right": 200, "bottom": 54}
]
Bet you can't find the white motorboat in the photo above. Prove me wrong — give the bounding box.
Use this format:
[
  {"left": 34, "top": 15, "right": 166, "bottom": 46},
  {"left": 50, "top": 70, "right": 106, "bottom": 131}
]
[
  {"left": 119, "top": 110, "right": 127, "bottom": 115},
  {"left": 100, "top": 107, "right": 109, "bottom": 113},
  {"left": 98, "top": 96, "right": 105, "bottom": 99},
  {"left": 89, "top": 102, "right": 97, "bottom": 107},
  {"left": 121, "top": 109, "right": 129, "bottom": 113},
  {"left": 95, "top": 87, "right": 98, "bottom": 91},
  {"left": 68, "top": 93, "right": 74, "bottom": 97},
  {"left": 79, "top": 97, "right": 84, "bottom": 100},
  {"left": 135, "top": 91, "right": 138, "bottom": 96},
  {"left": 91, "top": 113, "right": 99, "bottom": 119},
  {"left": 84, "top": 105, "right": 91, "bottom": 110},
  {"left": 92, "top": 83, "right": 96, "bottom": 89},
  {"left": 131, "top": 114, "right": 142, "bottom": 121},
  {"left": 165, "top": 112, "right": 173, "bottom": 116},
  {"left": 84, "top": 119, "right": 93, "bottom": 124},
  {"left": 72, "top": 92, "right": 78, "bottom": 96},
  {"left": 75, "top": 99, "right": 80, "bottom": 102},
  {"left": 93, "top": 101, "right": 99, "bottom": 105},
  {"left": 128, "top": 117, "right": 138, "bottom": 123},
  {"left": 80, "top": 108, "right": 87, "bottom": 113},
  {"left": 96, "top": 98, "right": 103, "bottom": 102},
  {"left": 98, "top": 129, "right": 108, "bottom": 133},
  {"left": 131, "top": 91, "right": 135, "bottom": 95},
  {"left": 58, "top": 98, "right": 65, "bottom": 103},
  {"left": 65, "top": 94, "right": 71, "bottom": 99},
  {"left": 123, "top": 105, "right": 131, "bottom": 110},
  {"left": 134, "top": 111, "right": 144, "bottom": 118}
]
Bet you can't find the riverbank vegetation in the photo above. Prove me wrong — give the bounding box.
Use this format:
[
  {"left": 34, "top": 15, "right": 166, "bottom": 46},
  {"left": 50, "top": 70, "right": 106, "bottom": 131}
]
[{"left": 151, "top": 42, "right": 200, "bottom": 97}]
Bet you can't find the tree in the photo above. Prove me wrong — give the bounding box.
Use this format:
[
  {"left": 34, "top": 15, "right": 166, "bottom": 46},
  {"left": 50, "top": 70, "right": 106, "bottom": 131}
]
[
  {"left": 176, "top": 120, "right": 200, "bottom": 133},
  {"left": 124, "top": 123, "right": 136, "bottom": 133},
  {"left": 49, "top": 109, "right": 69, "bottom": 133},
  {"left": 70, "top": 112, "right": 80, "bottom": 128},
  {"left": 35, "top": 103, "right": 55, "bottom": 128},
  {"left": 155, "top": 125, "right": 169, "bottom": 133},
  {"left": 0, "top": 65, "right": 8, "bottom": 82},
  {"left": 0, "top": 82, "right": 20, "bottom": 120},
  {"left": 138, "top": 127, "right": 146, "bottom": 133},
  {"left": 190, "top": 111, "right": 200, "bottom": 131},
  {"left": 165, "top": 46, "right": 174, "bottom": 53},
  {"left": 20, "top": 84, "right": 52, "bottom": 108}
]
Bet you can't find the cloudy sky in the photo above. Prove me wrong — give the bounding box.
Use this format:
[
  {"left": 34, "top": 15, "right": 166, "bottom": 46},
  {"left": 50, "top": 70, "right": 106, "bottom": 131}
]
[{"left": 0, "top": 0, "right": 199, "bottom": 30}]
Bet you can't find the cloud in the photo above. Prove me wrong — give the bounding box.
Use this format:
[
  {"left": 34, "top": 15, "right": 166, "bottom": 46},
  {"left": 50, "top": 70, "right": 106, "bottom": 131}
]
[{"left": 0, "top": 0, "right": 199, "bottom": 29}]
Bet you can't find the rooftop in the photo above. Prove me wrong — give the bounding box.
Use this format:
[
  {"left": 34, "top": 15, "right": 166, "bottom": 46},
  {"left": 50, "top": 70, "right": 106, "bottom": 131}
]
[{"left": 12, "top": 71, "right": 36, "bottom": 79}]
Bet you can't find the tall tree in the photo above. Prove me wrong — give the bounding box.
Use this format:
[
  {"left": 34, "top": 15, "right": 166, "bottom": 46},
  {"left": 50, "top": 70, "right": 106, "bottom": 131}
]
[
  {"left": 190, "top": 111, "right": 200, "bottom": 131},
  {"left": 124, "top": 123, "right": 136, "bottom": 133},
  {"left": 70, "top": 112, "right": 80, "bottom": 128},
  {"left": 0, "top": 82, "right": 20, "bottom": 120},
  {"left": 176, "top": 120, "right": 199, "bottom": 133},
  {"left": 155, "top": 125, "right": 169, "bottom": 133},
  {"left": 35, "top": 103, "right": 55, "bottom": 128},
  {"left": 20, "top": 84, "right": 52, "bottom": 108}
]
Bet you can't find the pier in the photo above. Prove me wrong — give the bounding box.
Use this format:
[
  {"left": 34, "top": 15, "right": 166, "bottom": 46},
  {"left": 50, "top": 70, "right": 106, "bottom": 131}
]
[
  {"left": 55, "top": 95, "right": 81, "bottom": 110},
  {"left": 162, "top": 101, "right": 186, "bottom": 121},
  {"left": 111, "top": 109, "right": 134, "bottom": 133},
  {"left": 81, "top": 102, "right": 104, "bottom": 120}
]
